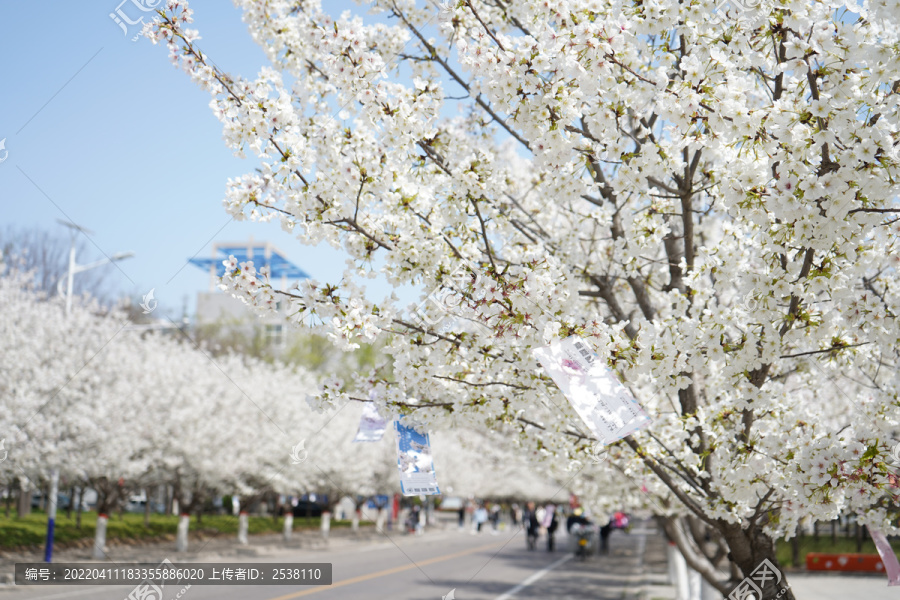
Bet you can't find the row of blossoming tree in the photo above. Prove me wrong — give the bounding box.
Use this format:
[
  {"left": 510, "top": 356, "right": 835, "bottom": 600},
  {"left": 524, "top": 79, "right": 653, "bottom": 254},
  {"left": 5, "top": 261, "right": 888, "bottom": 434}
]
[
  {"left": 147, "top": 0, "right": 900, "bottom": 596},
  {"left": 1, "top": 263, "right": 558, "bottom": 554}
]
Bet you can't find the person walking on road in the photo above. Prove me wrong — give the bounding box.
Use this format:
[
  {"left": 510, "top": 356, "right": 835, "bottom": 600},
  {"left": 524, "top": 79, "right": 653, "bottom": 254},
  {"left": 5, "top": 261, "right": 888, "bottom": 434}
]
[
  {"left": 598, "top": 514, "right": 613, "bottom": 554},
  {"left": 543, "top": 504, "right": 558, "bottom": 552},
  {"left": 523, "top": 502, "right": 540, "bottom": 550},
  {"left": 535, "top": 504, "right": 547, "bottom": 526},
  {"left": 489, "top": 503, "right": 501, "bottom": 534},
  {"left": 406, "top": 505, "right": 421, "bottom": 534},
  {"left": 473, "top": 504, "right": 489, "bottom": 533}
]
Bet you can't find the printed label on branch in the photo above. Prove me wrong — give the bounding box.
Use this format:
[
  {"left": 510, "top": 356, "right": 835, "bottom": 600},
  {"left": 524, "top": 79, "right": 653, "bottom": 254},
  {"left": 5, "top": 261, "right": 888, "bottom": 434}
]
[
  {"left": 533, "top": 336, "right": 651, "bottom": 445},
  {"left": 353, "top": 403, "right": 388, "bottom": 443},
  {"left": 394, "top": 418, "right": 440, "bottom": 496}
]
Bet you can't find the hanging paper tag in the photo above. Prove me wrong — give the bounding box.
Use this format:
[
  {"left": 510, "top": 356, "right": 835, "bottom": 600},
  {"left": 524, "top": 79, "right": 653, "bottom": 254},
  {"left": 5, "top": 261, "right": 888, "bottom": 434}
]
[
  {"left": 394, "top": 418, "right": 440, "bottom": 496},
  {"left": 354, "top": 403, "right": 387, "bottom": 443},
  {"left": 870, "top": 528, "right": 900, "bottom": 586},
  {"left": 533, "top": 335, "right": 651, "bottom": 446}
]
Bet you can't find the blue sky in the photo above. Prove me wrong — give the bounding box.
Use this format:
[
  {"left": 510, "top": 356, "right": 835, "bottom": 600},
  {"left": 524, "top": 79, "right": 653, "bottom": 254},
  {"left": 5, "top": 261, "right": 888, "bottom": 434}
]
[{"left": 0, "top": 0, "right": 373, "bottom": 319}]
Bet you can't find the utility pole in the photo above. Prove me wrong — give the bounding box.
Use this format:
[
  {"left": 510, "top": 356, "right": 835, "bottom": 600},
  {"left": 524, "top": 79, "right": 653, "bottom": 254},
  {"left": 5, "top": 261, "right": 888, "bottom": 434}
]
[{"left": 45, "top": 220, "right": 132, "bottom": 563}]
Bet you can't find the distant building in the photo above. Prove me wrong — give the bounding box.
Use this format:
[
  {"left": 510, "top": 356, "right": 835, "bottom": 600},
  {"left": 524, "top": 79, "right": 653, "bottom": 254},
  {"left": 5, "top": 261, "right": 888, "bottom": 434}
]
[{"left": 190, "top": 240, "right": 309, "bottom": 353}]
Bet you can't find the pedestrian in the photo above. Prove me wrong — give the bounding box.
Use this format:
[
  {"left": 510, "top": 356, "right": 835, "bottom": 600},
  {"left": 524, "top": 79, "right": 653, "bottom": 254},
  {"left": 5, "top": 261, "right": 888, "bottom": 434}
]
[
  {"left": 598, "top": 514, "right": 613, "bottom": 554},
  {"left": 510, "top": 503, "right": 520, "bottom": 526},
  {"left": 457, "top": 505, "right": 465, "bottom": 530},
  {"left": 406, "top": 505, "right": 420, "bottom": 534},
  {"left": 523, "top": 501, "right": 540, "bottom": 550},
  {"left": 490, "top": 503, "right": 501, "bottom": 534},
  {"left": 543, "top": 503, "right": 558, "bottom": 552},
  {"left": 474, "top": 503, "right": 488, "bottom": 533}
]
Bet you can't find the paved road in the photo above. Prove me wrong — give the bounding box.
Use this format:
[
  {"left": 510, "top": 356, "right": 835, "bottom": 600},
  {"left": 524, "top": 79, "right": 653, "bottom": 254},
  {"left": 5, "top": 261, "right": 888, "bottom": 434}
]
[
  {"left": 0, "top": 525, "right": 654, "bottom": 600},
  {"left": 784, "top": 572, "right": 899, "bottom": 600}
]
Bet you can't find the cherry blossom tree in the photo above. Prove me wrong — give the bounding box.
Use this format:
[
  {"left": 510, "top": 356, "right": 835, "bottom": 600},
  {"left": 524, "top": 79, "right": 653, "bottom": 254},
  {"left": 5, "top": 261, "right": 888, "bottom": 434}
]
[
  {"left": 0, "top": 264, "right": 155, "bottom": 556},
  {"left": 148, "top": 0, "right": 900, "bottom": 595},
  {"left": 0, "top": 266, "right": 323, "bottom": 548}
]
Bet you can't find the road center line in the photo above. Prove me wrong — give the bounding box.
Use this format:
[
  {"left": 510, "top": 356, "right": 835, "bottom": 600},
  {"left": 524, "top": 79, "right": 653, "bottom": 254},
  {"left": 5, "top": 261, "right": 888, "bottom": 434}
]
[
  {"left": 266, "top": 540, "right": 505, "bottom": 600},
  {"left": 493, "top": 554, "right": 572, "bottom": 600}
]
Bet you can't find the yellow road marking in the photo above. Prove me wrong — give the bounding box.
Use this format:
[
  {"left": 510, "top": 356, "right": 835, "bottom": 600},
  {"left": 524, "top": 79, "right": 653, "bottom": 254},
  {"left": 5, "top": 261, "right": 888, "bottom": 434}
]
[{"left": 267, "top": 540, "right": 505, "bottom": 599}]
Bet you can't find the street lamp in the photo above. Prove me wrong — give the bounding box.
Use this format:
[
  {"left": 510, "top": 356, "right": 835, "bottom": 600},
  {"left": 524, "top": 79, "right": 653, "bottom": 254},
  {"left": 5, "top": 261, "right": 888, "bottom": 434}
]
[
  {"left": 45, "top": 220, "right": 133, "bottom": 563},
  {"left": 55, "top": 220, "right": 134, "bottom": 315}
]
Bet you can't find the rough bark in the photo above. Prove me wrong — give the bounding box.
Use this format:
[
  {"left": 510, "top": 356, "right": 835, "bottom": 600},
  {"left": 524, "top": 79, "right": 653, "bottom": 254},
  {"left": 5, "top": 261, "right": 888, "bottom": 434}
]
[
  {"left": 16, "top": 483, "right": 31, "bottom": 517},
  {"left": 75, "top": 487, "right": 83, "bottom": 529},
  {"left": 720, "top": 522, "right": 797, "bottom": 600}
]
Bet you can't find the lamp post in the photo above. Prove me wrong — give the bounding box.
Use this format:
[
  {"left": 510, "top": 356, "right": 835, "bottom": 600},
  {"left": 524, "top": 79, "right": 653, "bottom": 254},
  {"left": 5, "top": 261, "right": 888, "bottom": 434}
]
[{"left": 45, "top": 220, "right": 133, "bottom": 563}]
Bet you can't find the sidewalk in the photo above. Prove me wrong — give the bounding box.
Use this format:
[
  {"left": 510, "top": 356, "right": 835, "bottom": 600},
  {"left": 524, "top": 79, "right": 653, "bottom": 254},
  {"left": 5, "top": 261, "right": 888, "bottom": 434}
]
[
  {"left": 638, "top": 528, "right": 676, "bottom": 600},
  {"left": 634, "top": 536, "right": 898, "bottom": 600},
  {"left": 776, "top": 571, "right": 898, "bottom": 600}
]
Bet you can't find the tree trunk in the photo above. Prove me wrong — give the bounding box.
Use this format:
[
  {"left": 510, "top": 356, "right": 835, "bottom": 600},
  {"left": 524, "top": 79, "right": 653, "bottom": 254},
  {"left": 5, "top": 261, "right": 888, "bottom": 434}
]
[
  {"left": 664, "top": 515, "right": 797, "bottom": 600},
  {"left": 283, "top": 513, "right": 293, "bottom": 541},
  {"left": 17, "top": 482, "right": 31, "bottom": 517},
  {"left": 238, "top": 512, "right": 249, "bottom": 545},
  {"left": 720, "top": 522, "right": 797, "bottom": 600},
  {"left": 791, "top": 532, "right": 800, "bottom": 568},
  {"left": 662, "top": 517, "right": 731, "bottom": 596},
  {"left": 95, "top": 484, "right": 111, "bottom": 516},
  {"left": 670, "top": 542, "right": 691, "bottom": 600},
  {"left": 66, "top": 486, "right": 74, "bottom": 519},
  {"left": 4, "top": 484, "right": 11, "bottom": 518},
  {"left": 321, "top": 511, "right": 332, "bottom": 539},
  {"left": 171, "top": 478, "right": 182, "bottom": 516},
  {"left": 175, "top": 513, "right": 190, "bottom": 552},
  {"left": 144, "top": 489, "right": 151, "bottom": 528},
  {"left": 75, "top": 487, "right": 83, "bottom": 529},
  {"left": 166, "top": 484, "right": 174, "bottom": 516},
  {"left": 353, "top": 498, "right": 366, "bottom": 533}
]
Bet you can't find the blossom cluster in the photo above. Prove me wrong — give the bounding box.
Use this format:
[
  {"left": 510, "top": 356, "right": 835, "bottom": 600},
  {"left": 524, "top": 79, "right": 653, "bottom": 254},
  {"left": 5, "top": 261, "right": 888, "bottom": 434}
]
[{"left": 150, "top": 0, "right": 900, "bottom": 551}]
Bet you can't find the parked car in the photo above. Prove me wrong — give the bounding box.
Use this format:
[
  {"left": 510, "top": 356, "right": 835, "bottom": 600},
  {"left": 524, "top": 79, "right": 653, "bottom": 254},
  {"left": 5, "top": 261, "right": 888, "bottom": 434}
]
[
  {"left": 124, "top": 499, "right": 165, "bottom": 514},
  {"left": 291, "top": 500, "right": 325, "bottom": 518},
  {"left": 437, "top": 496, "right": 464, "bottom": 511},
  {"left": 31, "top": 492, "right": 74, "bottom": 510}
]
